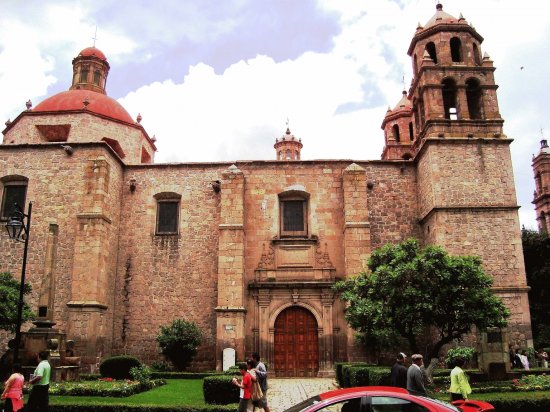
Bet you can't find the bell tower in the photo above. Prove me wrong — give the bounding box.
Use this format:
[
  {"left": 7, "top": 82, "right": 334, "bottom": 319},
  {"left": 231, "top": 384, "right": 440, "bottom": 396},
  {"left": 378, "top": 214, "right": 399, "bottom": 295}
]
[
  {"left": 381, "top": 90, "right": 415, "bottom": 160},
  {"left": 408, "top": 3, "right": 503, "bottom": 143},
  {"left": 532, "top": 139, "right": 550, "bottom": 232},
  {"left": 408, "top": 4, "right": 532, "bottom": 347}
]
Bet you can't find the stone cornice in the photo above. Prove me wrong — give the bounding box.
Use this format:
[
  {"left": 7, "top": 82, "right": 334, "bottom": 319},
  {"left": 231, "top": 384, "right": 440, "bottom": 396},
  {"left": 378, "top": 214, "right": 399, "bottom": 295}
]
[{"left": 418, "top": 205, "right": 520, "bottom": 224}]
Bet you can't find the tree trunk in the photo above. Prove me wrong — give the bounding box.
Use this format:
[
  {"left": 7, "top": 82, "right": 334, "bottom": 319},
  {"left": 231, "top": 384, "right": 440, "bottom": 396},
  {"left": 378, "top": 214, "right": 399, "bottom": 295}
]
[{"left": 424, "top": 357, "right": 438, "bottom": 385}]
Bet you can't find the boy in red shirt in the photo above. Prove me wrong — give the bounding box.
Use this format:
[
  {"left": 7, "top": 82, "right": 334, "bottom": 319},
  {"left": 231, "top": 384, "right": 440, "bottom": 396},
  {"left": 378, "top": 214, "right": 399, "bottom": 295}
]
[{"left": 232, "top": 360, "right": 255, "bottom": 412}]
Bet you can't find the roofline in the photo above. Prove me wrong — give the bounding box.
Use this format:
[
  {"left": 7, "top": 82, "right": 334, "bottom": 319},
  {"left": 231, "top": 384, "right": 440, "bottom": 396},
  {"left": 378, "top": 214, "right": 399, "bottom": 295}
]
[
  {"left": 408, "top": 24, "right": 484, "bottom": 56},
  {"left": 2, "top": 109, "right": 157, "bottom": 151}
]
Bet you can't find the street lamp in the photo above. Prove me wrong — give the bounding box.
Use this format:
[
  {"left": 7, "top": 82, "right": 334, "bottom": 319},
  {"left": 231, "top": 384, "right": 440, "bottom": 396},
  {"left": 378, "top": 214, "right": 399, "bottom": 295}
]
[{"left": 4, "top": 201, "right": 32, "bottom": 365}]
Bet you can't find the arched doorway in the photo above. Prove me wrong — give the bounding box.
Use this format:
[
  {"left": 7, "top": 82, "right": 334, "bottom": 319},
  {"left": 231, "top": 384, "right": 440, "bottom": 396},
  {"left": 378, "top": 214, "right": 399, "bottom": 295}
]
[{"left": 274, "top": 306, "right": 319, "bottom": 377}]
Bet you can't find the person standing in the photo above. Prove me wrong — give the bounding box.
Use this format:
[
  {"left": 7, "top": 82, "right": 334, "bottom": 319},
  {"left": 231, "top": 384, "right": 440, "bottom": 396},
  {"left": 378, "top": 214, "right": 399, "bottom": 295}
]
[
  {"left": 449, "top": 358, "right": 472, "bottom": 401},
  {"left": 406, "top": 354, "right": 427, "bottom": 395},
  {"left": 26, "top": 351, "right": 51, "bottom": 412},
  {"left": 232, "top": 360, "right": 254, "bottom": 412},
  {"left": 252, "top": 352, "right": 270, "bottom": 412},
  {"left": 1, "top": 363, "right": 24, "bottom": 412},
  {"left": 390, "top": 352, "right": 408, "bottom": 389}
]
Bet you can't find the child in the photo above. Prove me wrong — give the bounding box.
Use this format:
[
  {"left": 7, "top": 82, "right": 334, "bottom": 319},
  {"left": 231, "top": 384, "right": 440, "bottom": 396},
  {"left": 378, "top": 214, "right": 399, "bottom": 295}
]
[{"left": 232, "top": 359, "right": 256, "bottom": 412}]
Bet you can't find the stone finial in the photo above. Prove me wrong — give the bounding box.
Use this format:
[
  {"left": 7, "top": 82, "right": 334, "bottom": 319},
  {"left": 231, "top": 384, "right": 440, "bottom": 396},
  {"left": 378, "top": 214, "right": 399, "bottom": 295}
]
[
  {"left": 458, "top": 13, "right": 465, "bottom": 21},
  {"left": 5, "top": 118, "right": 11, "bottom": 126},
  {"left": 483, "top": 52, "right": 491, "bottom": 60},
  {"left": 136, "top": 113, "right": 142, "bottom": 123},
  {"left": 151, "top": 134, "right": 157, "bottom": 143},
  {"left": 25, "top": 99, "right": 32, "bottom": 110}
]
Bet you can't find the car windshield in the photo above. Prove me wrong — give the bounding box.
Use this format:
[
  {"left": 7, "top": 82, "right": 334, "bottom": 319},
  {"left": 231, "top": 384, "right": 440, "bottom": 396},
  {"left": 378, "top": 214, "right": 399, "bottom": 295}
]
[
  {"left": 283, "top": 395, "right": 322, "bottom": 412},
  {"left": 417, "top": 396, "right": 460, "bottom": 412}
]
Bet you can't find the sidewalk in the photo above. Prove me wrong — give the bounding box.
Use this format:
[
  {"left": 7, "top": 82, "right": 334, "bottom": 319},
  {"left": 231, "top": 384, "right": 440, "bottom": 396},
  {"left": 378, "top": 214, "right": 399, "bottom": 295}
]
[{"left": 266, "top": 378, "right": 336, "bottom": 412}]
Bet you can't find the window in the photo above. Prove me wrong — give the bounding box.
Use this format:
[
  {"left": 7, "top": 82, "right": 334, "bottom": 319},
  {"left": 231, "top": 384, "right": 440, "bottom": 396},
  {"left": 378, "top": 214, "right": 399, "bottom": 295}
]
[
  {"left": 408, "top": 122, "right": 414, "bottom": 141},
  {"left": 1, "top": 177, "right": 28, "bottom": 220},
  {"left": 466, "top": 78, "right": 483, "bottom": 120},
  {"left": 425, "top": 42, "right": 437, "bottom": 63},
  {"left": 279, "top": 187, "right": 309, "bottom": 237},
  {"left": 154, "top": 192, "right": 181, "bottom": 234},
  {"left": 392, "top": 124, "right": 400, "bottom": 142},
  {"left": 473, "top": 43, "right": 481, "bottom": 66},
  {"left": 450, "top": 37, "right": 462, "bottom": 62},
  {"left": 316, "top": 397, "right": 362, "bottom": 412},
  {"left": 442, "top": 78, "right": 458, "bottom": 120},
  {"left": 80, "top": 66, "right": 89, "bottom": 83},
  {"left": 371, "top": 396, "right": 428, "bottom": 412},
  {"left": 286, "top": 149, "right": 292, "bottom": 160},
  {"left": 93, "top": 70, "right": 101, "bottom": 85}
]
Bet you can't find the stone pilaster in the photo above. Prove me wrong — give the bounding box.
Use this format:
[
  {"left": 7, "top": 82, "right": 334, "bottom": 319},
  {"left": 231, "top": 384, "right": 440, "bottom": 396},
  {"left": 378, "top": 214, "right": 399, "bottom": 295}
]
[
  {"left": 215, "top": 164, "right": 246, "bottom": 369},
  {"left": 342, "top": 163, "right": 371, "bottom": 276}
]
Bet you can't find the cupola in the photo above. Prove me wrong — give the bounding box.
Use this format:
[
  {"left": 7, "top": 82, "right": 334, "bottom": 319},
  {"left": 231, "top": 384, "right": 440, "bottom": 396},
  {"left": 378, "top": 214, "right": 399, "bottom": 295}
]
[
  {"left": 381, "top": 90, "right": 415, "bottom": 160},
  {"left": 70, "top": 46, "right": 110, "bottom": 94},
  {"left": 274, "top": 127, "right": 303, "bottom": 160}
]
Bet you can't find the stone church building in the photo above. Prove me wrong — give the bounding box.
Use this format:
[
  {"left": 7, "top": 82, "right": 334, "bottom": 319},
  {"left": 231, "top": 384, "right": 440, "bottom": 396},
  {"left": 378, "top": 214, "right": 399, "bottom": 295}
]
[{"left": 0, "top": 5, "right": 533, "bottom": 376}]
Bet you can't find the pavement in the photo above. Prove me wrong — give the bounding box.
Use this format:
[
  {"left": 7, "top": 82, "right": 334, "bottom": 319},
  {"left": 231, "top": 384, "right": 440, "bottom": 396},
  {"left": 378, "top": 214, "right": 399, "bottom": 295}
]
[{"left": 264, "top": 378, "right": 336, "bottom": 412}]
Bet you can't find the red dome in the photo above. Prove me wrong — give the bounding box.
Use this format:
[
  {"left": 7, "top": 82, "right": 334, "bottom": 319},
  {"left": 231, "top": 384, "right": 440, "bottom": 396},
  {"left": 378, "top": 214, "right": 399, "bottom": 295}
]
[
  {"left": 34, "top": 89, "right": 134, "bottom": 123},
  {"left": 78, "top": 47, "right": 107, "bottom": 61}
]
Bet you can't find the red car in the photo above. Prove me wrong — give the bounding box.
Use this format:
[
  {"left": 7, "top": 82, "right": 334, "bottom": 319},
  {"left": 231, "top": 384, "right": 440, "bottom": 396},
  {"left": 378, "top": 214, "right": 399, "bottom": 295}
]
[{"left": 283, "top": 386, "right": 494, "bottom": 412}]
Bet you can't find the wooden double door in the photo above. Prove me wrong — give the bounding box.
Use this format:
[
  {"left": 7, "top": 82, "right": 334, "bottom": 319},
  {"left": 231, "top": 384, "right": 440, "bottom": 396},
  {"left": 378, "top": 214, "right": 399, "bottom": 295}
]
[{"left": 274, "top": 306, "right": 319, "bottom": 377}]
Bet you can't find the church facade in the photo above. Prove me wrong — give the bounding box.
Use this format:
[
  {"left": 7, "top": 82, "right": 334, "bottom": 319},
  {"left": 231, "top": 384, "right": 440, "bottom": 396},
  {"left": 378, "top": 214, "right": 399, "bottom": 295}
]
[{"left": 0, "top": 5, "right": 532, "bottom": 376}]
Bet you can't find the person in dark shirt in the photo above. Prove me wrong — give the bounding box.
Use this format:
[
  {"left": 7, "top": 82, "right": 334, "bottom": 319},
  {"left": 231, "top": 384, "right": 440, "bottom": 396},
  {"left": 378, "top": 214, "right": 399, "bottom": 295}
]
[{"left": 390, "top": 352, "right": 408, "bottom": 388}]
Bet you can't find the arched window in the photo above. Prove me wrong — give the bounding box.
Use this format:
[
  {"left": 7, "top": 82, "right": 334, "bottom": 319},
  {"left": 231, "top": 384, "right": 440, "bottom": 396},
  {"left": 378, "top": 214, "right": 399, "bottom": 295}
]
[
  {"left": 540, "top": 211, "right": 548, "bottom": 233},
  {"left": 154, "top": 192, "right": 181, "bottom": 234},
  {"left": 392, "top": 124, "right": 400, "bottom": 142},
  {"left": 408, "top": 122, "right": 414, "bottom": 141},
  {"left": 80, "top": 66, "right": 89, "bottom": 83},
  {"left": 473, "top": 43, "right": 481, "bottom": 66},
  {"left": 536, "top": 172, "right": 542, "bottom": 193},
  {"left": 93, "top": 70, "right": 101, "bottom": 86},
  {"left": 286, "top": 149, "right": 291, "bottom": 160},
  {"left": 1, "top": 176, "right": 28, "bottom": 220},
  {"left": 442, "top": 78, "right": 458, "bottom": 120},
  {"left": 413, "top": 54, "right": 418, "bottom": 74},
  {"left": 278, "top": 151, "right": 282, "bottom": 160},
  {"left": 450, "top": 37, "right": 462, "bottom": 62},
  {"left": 426, "top": 42, "right": 437, "bottom": 63},
  {"left": 466, "top": 78, "right": 483, "bottom": 120},
  {"left": 279, "top": 186, "right": 309, "bottom": 237},
  {"left": 295, "top": 151, "right": 300, "bottom": 160}
]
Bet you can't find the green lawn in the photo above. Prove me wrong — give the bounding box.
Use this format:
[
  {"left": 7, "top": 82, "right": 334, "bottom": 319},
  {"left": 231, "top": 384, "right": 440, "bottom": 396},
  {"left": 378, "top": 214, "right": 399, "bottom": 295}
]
[{"left": 49, "top": 379, "right": 218, "bottom": 407}]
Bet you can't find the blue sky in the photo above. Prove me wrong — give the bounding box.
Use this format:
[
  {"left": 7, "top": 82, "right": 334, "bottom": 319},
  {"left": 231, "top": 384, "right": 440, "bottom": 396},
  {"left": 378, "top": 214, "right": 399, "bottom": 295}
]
[{"left": 1, "top": 0, "right": 549, "bottom": 229}]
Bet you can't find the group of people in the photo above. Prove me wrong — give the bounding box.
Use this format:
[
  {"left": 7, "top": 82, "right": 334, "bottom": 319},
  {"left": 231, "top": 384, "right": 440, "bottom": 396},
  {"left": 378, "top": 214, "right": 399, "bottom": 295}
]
[
  {"left": 510, "top": 347, "right": 549, "bottom": 370},
  {"left": 1, "top": 350, "right": 51, "bottom": 412},
  {"left": 232, "top": 352, "right": 270, "bottom": 412},
  {"left": 391, "top": 352, "right": 472, "bottom": 401}
]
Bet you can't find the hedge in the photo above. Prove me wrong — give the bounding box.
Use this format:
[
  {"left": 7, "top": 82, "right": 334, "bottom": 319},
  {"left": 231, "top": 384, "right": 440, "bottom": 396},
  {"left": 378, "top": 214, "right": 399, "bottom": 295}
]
[
  {"left": 202, "top": 375, "right": 240, "bottom": 405},
  {"left": 151, "top": 372, "right": 218, "bottom": 380},
  {"left": 48, "top": 406, "right": 236, "bottom": 412},
  {"left": 339, "top": 365, "right": 391, "bottom": 388},
  {"left": 100, "top": 356, "right": 142, "bottom": 380},
  {"left": 335, "top": 363, "right": 372, "bottom": 387}
]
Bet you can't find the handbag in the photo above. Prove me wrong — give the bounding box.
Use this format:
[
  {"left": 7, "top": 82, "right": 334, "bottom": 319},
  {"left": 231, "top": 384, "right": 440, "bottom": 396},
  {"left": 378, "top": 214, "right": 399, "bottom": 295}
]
[{"left": 251, "top": 379, "right": 263, "bottom": 401}]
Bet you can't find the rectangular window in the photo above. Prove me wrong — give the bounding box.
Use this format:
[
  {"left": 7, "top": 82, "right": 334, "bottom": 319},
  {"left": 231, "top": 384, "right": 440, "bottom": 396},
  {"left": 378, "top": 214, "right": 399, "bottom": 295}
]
[
  {"left": 281, "top": 199, "right": 307, "bottom": 237},
  {"left": 156, "top": 201, "right": 179, "bottom": 234},
  {"left": 1, "top": 184, "right": 27, "bottom": 220}
]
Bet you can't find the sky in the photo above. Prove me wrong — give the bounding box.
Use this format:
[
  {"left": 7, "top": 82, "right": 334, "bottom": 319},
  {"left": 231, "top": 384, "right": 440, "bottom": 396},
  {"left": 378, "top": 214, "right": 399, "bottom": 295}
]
[{"left": 1, "top": 0, "right": 549, "bottom": 229}]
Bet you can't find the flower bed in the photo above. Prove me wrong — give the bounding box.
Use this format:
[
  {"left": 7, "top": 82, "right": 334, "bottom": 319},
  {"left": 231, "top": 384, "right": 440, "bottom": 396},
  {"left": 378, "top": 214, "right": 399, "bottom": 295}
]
[{"left": 49, "top": 379, "right": 166, "bottom": 397}]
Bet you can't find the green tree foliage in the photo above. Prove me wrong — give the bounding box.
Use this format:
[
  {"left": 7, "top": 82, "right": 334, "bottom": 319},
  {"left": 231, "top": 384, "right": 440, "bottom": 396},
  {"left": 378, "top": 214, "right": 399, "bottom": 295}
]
[
  {"left": 334, "top": 239, "right": 509, "bottom": 360},
  {"left": 156, "top": 319, "right": 202, "bottom": 371},
  {"left": 0, "top": 272, "right": 34, "bottom": 333},
  {"left": 521, "top": 228, "right": 550, "bottom": 348}
]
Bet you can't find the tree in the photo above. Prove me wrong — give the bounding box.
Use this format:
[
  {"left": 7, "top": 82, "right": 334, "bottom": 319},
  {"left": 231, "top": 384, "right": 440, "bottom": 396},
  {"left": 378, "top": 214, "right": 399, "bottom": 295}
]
[
  {"left": 0, "top": 272, "right": 34, "bottom": 332},
  {"left": 156, "top": 319, "right": 202, "bottom": 370},
  {"left": 334, "top": 239, "right": 509, "bottom": 369},
  {"left": 521, "top": 228, "right": 550, "bottom": 348}
]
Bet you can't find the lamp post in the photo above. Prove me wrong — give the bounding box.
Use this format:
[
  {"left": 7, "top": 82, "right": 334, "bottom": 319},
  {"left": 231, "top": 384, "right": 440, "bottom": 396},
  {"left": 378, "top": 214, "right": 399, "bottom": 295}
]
[{"left": 5, "top": 201, "right": 32, "bottom": 365}]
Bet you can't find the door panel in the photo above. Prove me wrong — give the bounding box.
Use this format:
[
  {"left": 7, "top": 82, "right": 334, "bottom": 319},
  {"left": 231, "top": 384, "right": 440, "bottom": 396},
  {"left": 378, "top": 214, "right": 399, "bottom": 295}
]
[{"left": 274, "top": 306, "right": 319, "bottom": 377}]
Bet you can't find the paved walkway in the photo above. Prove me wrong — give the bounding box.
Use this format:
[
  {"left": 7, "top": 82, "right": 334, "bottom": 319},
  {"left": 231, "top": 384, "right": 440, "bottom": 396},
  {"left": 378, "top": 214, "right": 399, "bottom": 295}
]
[{"left": 266, "top": 378, "right": 336, "bottom": 412}]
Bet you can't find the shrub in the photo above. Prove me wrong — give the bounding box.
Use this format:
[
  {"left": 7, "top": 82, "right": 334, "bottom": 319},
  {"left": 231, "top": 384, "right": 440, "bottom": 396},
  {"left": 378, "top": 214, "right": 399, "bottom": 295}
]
[
  {"left": 130, "top": 365, "right": 152, "bottom": 384},
  {"left": 445, "top": 347, "right": 476, "bottom": 368},
  {"left": 157, "top": 319, "right": 202, "bottom": 371},
  {"left": 203, "top": 375, "right": 239, "bottom": 405},
  {"left": 348, "top": 366, "right": 370, "bottom": 387},
  {"left": 99, "top": 356, "right": 142, "bottom": 380},
  {"left": 49, "top": 379, "right": 165, "bottom": 397},
  {"left": 335, "top": 362, "right": 371, "bottom": 387},
  {"left": 150, "top": 361, "right": 172, "bottom": 372},
  {"left": 368, "top": 367, "right": 391, "bottom": 385}
]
